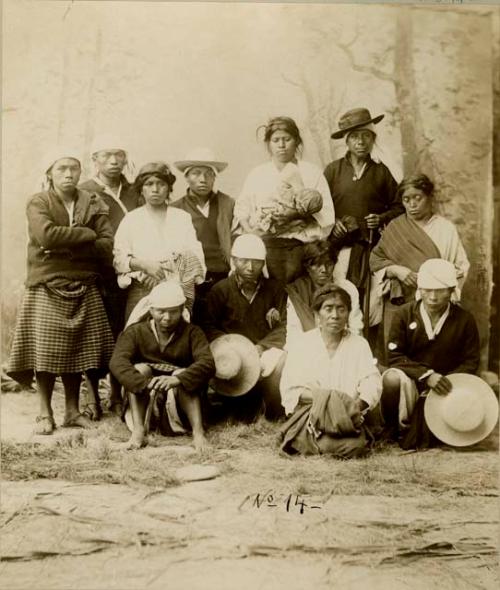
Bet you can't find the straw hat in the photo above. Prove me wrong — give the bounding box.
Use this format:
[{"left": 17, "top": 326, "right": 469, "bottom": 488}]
[
  {"left": 424, "top": 373, "right": 499, "bottom": 447},
  {"left": 174, "top": 148, "right": 228, "bottom": 174},
  {"left": 210, "top": 334, "right": 260, "bottom": 397}
]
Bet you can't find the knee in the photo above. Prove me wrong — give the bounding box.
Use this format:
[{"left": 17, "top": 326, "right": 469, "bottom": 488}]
[
  {"left": 134, "top": 363, "right": 153, "bottom": 378},
  {"left": 382, "top": 369, "right": 402, "bottom": 395}
]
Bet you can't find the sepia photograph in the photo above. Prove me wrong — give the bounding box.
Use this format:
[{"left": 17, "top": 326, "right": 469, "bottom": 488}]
[{"left": 1, "top": 1, "right": 499, "bottom": 588}]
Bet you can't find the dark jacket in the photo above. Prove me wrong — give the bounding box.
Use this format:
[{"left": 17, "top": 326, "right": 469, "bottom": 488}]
[
  {"left": 110, "top": 318, "right": 215, "bottom": 394},
  {"left": 25, "top": 189, "right": 114, "bottom": 287},
  {"left": 323, "top": 155, "right": 402, "bottom": 229},
  {"left": 79, "top": 176, "right": 141, "bottom": 234},
  {"left": 387, "top": 300, "right": 480, "bottom": 387},
  {"left": 203, "top": 274, "right": 287, "bottom": 350},
  {"left": 172, "top": 191, "right": 235, "bottom": 265}
]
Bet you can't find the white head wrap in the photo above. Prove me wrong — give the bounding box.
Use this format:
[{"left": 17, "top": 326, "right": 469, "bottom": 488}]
[
  {"left": 231, "top": 234, "right": 267, "bottom": 260},
  {"left": 148, "top": 281, "right": 186, "bottom": 308},
  {"left": 417, "top": 259, "right": 458, "bottom": 290},
  {"left": 230, "top": 234, "right": 268, "bottom": 278}
]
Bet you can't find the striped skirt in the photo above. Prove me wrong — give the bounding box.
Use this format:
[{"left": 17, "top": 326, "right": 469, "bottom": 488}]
[{"left": 7, "top": 283, "right": 114, "bottom": 384}]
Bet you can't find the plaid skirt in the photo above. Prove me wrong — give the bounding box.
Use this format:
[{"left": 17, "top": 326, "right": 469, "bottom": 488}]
[{"left": 7, "top": 283, "right": 114, "bottom": 384}]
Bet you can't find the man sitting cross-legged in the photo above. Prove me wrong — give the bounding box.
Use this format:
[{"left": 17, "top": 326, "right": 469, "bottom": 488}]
[
  {"left": 110, "top": 281, "right": 215, "bottom": 450},
  {"left": 381, "top": 258, "right": 480, "bottom": 449}
]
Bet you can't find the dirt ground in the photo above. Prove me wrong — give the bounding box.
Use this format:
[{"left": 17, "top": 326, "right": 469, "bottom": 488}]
[{"left": 1, "top": 390, "right": 498, "bottom": 590}]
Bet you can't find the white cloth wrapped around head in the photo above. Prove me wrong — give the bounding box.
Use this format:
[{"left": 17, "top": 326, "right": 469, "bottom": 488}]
[
  {"left": 417, "top": 259, "right": 458, "bottom": 290},
  {"left": 230, "top": 234, "right": 269, "bottom": 279},
  {"left": 231, "top": 234, "right": 267, "bottom": 260},
  {"left": 148, "top": 281, "right": 186, "bottom": 308}
]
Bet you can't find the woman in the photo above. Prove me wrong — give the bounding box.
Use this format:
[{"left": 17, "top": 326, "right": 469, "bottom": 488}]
[
  {"left": 235, "top": 116, "right": 334, "bottom": 283},
  {"left": 285, "top": 240, "right": 363, "bottom": 347},
  {"left": 7, "top": 151, "right": 115, "bottom": 434},
  {"left": 113, "top": 162, "right": 206, "bottom": 320},
  {"left": 279, "top": 284, "right": 382, "bottom": 458},
  {"left": 370, "top": 174, "right": 470, "bottom": 359},
  {"left": 324, "top": 108, "right": 402, "bottom": 330}
]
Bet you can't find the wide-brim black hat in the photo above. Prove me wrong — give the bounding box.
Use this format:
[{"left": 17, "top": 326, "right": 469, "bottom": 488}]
[{"left": 331, "top": 108, "right": 384, "bottom": 139}]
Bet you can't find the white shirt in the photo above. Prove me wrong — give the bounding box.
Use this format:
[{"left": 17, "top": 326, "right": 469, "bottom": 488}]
[
  {"left": 235, "top": 160, "right": 335, "bottom": 242},
  {"left": 92, "top": 176, "right": 128, "bottom": 215},
  {"left": 280, "top": 329, "right": 382, "bottom": 415},
  {"left": 113, "top": 206, "right": 206, "bottom": 288}
]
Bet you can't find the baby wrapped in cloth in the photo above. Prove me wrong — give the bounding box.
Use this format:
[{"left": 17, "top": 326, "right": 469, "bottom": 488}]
[{"left": 249, "top": 162, "right": 323, "bottom": 235}]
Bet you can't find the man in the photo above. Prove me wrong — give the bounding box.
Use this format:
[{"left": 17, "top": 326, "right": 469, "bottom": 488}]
[
  {"left": 203, "top": 234, "right": 287, "bottom": 420},
  {"left": 173, "top": 148, "right": 235, "bottom": 322},
  {"left": 381, "top": 258, "right": 480, "bottom": 449},
  {"left": 79, "top": 136, "right": 141, "bottom": 416},
  {"left": 110, "top": 281, "right": 215, "bottom": 451}
]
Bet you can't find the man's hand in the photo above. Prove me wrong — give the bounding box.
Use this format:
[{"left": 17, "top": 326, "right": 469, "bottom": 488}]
[
  {"left": 426, "top": 373, "right": 452, "bottom": 396},
  {"left": 364, "top": 213, "right": 381, "bottom": 229},
  {"left": 331, "top": 219, "right": 348, "bottom": 239},
  {"left": 147, "top": 375, "right": 181, "bottom": 392}
]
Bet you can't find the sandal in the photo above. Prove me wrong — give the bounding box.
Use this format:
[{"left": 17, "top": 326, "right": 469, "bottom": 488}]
[
  {"left": 63, "top": 413, "right": 93, "bottom": 429},
  {"left": 34, "top": 415, "right": 56, "bottom": 435}
]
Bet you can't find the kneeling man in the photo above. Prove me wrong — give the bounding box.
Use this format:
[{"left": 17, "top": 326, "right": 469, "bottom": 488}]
[
  {"left": 110, "top": 281, "right": 215, "bottom": 450},
  {"left": 381, "top": 259, "right": 480, "bottom": 448}
]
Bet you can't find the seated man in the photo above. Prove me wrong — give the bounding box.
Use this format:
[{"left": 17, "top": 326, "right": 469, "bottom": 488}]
[
  {"left": 110, "top": 281, "right": 215, "bottom": 450},
  {"left": 286, "top": 240, "right": 363, "bottom": 348},
  {"left": 173, "top": 148, "right": 235, "bottom": 322},
  {"left": 381, "top": 258, "right": 480, "bottom": 449},
  {"left": 280, "top": 284, "right": 382, "bottom": 458},
  {"left": 203, "top": 234, "right": 287, "bottom": 421}
]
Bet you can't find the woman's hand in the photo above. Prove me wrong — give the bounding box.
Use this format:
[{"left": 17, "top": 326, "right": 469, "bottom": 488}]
[
  {"left": 271, "top": 204, "right": 301, "bottom": 225},
  {"left": 141, "top": 275, "right": 160, "bottom": 291},
  {"left": 148, "top": 375, "right": 181, "bottom": 392},
  {"left": 131, "top": 257, "right": 165, "bottom": 281},
  {"left": 388, "top": 265, "right": 418, "bottom": 288}
]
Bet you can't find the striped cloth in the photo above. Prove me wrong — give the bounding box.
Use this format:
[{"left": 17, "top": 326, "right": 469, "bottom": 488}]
[{"left": 7, "top": 283, "right": 114, "bottom": 384}]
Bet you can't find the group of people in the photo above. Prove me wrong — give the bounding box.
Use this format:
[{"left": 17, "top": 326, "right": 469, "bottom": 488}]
[{"left": 7, "top": 108, "right": 496, "bottom": 456}]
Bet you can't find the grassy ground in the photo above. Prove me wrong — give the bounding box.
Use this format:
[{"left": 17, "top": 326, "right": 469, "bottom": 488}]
[
  {"left": 1, "top": 390, "right": 498, "bottom": 590},
  {"left": 3, "top": 410, "right": 498, "bottom": 499}
]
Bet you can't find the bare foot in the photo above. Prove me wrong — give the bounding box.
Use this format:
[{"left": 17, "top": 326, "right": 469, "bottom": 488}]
[
  {"left": 82, "top": 402, "right": 102, "bottom": 421},
  {"left": 108, "top": 400, "right": 123, "bottom": 417},
  {"left": 192, "top": 431, "right": 210, "bottom": 453},
  {"left": 63, "top": 413, "right": 94, "bottom": 429},
  {"left": 34, "top": 415, "right": 55, "bottom": 435},
  {"left": 126, "top": 428, "right": 147, "bottom": 450}
]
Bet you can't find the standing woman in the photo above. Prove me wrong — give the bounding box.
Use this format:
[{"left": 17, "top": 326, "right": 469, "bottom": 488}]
[
  {"left": 235, "top": 116, "right": 334, "bottom": 284},
  {"left": 7, "top": 151, "right": 115, "bottom": 434},
  {"left": 369, "top": 174, "right": 469, "bottom": 359},
  {"left": 113, "top": 162, "right": 206, "bottom": 320},
  {"left": 324, "top": 108, "right": 403, "bottom": 329}
]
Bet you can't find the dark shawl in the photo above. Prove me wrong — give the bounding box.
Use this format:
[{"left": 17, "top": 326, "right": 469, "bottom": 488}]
[
  {"left": 280, "top": 388, "right": 363, "bottom": 455},
  {"left": 285, "top": 275, "right": 316, "bottom": 332},
  {"left": 370, "top": 214, "right": 441, "bottom": 302}
]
